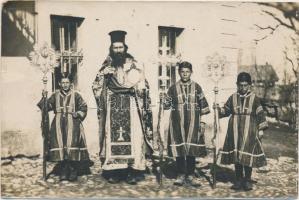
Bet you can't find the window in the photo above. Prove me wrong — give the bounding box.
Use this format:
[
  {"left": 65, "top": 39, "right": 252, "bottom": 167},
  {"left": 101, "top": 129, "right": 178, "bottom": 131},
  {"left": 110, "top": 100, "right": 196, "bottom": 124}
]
[
  {"left": 158, "top": 26, "right": 183, "bottom": 91},
  {"left": 50, "top": 15, "right": 84, "bottom": 91},
  {"left": 1, "top": 1, "right": 36, "bottom": 56}
]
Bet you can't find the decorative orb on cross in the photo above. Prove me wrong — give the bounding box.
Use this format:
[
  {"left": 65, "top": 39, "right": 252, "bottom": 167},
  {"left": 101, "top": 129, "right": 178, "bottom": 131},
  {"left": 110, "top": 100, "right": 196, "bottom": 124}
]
[
  {"left": 205, "top": 52, "right": 227, "bottom": 83},
  {"left": 29, "top": 42, "right": 59, "bottom": 88}
]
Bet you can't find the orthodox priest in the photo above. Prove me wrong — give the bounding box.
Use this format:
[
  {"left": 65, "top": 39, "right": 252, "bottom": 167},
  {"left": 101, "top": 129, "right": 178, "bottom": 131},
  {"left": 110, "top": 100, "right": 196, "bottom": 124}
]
[
  {"left": 38, "top": 75, "right": 90, "bottom": 182},
  {"left": 92, "top": 30, "right": 153, "bottom": 185}
]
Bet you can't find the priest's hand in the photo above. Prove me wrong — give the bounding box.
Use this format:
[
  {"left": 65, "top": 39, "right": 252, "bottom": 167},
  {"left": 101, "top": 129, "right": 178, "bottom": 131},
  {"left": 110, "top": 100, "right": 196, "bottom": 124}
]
[
  {"left": 159, "top": 92, "right": 167, "bottom": 100},
  {"left": 258, "top": 130, "right": 264, "bottom": 140},
  {"left": 103, "top": 66, "right": 115, "bottom": 75},
  {"left": 72, "top": 112, "right": 79, "bottom": 119},
  {"left": 42, "top": 90, "right": 48, "bottom": 98}
]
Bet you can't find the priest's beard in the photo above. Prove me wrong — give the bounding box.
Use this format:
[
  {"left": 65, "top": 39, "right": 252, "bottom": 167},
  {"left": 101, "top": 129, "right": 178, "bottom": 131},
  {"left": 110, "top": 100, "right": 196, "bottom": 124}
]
[{"left": 110, "top": 52, "right": 126, "bottom": 66}]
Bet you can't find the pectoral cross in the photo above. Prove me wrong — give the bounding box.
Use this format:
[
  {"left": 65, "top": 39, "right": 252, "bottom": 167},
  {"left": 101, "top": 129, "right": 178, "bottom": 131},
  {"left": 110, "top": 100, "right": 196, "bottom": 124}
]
[{"left": 117, "top": 127, "right": 125, "bottom": 142}]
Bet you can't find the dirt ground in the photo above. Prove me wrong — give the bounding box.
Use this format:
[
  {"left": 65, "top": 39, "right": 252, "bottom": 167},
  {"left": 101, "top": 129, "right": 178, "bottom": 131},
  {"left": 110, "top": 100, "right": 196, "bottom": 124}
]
[{"left": 1, "top": 122, "right": 298, "bottom": 198}]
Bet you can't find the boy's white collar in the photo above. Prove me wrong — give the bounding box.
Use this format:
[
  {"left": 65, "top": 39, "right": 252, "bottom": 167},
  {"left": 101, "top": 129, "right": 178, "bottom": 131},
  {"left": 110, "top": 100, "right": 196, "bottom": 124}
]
[
  {"left": 180, "top": 80, "right": 192, "bottom": 86},
  {"left": 238, "top": 90, "right": 251, "bottom": 97}
]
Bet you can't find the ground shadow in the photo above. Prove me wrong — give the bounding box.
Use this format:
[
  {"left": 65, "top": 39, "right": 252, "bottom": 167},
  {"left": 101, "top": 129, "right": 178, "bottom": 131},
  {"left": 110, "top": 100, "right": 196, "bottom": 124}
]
[
  {"left": 152, "top": 158, "right": 237, "bottom": 188},
  {"left": 48, "top": 160, "right": 94, "bottom": 178},
  {"left": 196, "top": 163, "right": 235, "bottom": 187}
]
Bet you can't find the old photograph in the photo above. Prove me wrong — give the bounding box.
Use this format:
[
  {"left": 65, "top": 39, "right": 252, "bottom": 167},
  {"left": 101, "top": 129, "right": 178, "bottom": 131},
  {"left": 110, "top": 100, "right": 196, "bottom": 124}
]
[{"left": 1, "top": 0, "right": 298, "bottom": 198}]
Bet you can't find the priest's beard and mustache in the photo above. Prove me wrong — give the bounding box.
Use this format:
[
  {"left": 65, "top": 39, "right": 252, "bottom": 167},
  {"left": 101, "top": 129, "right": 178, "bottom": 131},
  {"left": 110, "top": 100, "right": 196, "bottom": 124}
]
[{"left": 110, "top": 51, "right": 127, "bottom": 66}]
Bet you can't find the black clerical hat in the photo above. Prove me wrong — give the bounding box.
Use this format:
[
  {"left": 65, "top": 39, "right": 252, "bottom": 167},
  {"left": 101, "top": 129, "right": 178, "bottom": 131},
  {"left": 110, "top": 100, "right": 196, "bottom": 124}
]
[{"left": 109, "top": 30, "right": 127, "bottom": 43}]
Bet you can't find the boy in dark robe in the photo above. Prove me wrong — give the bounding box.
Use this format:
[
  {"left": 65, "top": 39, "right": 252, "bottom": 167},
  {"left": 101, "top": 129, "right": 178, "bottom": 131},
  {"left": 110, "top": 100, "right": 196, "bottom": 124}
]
[
  {"left": 38, "top": 75, "right": 90, "bottom": 181},
  {"left": 161, "top": 61, "right": 210, "bottom": 187},
  {"left": 216, "top": 72, "right": 268, "bottom": 191}
]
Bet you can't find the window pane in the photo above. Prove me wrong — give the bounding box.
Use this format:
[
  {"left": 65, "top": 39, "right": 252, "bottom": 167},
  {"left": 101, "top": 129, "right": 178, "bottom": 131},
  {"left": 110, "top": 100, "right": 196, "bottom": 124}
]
[
  {"left": 166, "top": 65, "right": 170, "bottom": 77},
  {"left": 158, "top": 64, "right": 162, "bottom": 76},
  {"left": 69, "top": 22, "right": 77, "bottom": 51},
  {"left": 169, "top": 30, "right": 176, "bottom": 55},
  {"left": 171, "top": 66, "right": 176, "bottom": 85},
  {"left": 51, "top": 19, "right": 60, "bottom": 51},
  {"left": 50, "top": 15, "right": 83, "bottom": 91},
  {"left": 64, "top": 23, "right": 69, "bottom": 51}
]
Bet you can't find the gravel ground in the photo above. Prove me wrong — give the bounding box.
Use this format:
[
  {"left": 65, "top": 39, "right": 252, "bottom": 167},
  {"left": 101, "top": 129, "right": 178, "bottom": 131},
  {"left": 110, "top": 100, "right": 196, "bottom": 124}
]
[
  {"left": 1, "top": 122, "right": 298, "bottom": 198},
  {"left": 1, "top": 154, "right": 297, "bottom": 198}
]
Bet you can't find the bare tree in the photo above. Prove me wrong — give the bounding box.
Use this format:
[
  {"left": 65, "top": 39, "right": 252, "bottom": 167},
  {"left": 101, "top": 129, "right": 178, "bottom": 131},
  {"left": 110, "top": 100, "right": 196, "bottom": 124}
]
[
  {"left": 254, "top": 3, "right": 299, "bottom": 130},
  {"left": 254, "top": 3, "right": 299, "bottom": 78},
  {"left": 257, "top": 2, "right": 299, "bottom": 32}
]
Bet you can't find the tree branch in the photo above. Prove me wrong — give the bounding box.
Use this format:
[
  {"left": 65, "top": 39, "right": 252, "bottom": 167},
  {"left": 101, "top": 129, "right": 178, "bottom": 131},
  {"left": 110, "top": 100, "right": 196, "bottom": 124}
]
[
  {"left": 254, "top": 35, "right": 269, "bottom": 43},
  {"left": 254, "top": 24, "right": 280, "bottom": 42},
  {"left": 254, "top": 24, "right": 279, "bottom": 31},
  {"left": 288, "top": 17, "right": 296, "bottom": 30},
  {"left": 257, "top": 2, "right": 299, "bottom": 19},
  {"left": 284, "top": 50, "right": 298, "bottom": 78},
  {"left": 262, "top": 10, "right": 296, "bottom": 31}
]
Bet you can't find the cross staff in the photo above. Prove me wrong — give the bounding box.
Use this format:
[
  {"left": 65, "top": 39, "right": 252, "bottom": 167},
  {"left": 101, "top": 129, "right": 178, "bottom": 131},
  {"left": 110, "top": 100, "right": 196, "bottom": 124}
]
[
  {"left": 29, "top": 42, "right": 58, "bottom": 181},
  {"left": 156, "top": 79, "right": 168, "bottom": 187},
  {"left": 206, "top": 52, "right": 226, "bottom": 189}
]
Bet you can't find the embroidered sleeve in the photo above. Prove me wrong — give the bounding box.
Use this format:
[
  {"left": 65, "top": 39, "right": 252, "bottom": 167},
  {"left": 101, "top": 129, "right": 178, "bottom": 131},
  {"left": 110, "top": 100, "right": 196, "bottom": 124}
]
[
  {"left": 92, "top": 57, "right": 114, "bottom": 105},
  {"left": 37, "top": 93, "right": 55, "bottom": 112},
  {"left": 163, "top": 86, "right": 174, "bottom": 110},
  {"left": 196, "top": 84, "right": 210, "bottom": 115},
  {"left": 75, "top": 92, "right": 88, "bottom": 121},
  {"left": 219, "top": 95, "right": 233, "bottom": 118},
  {"left": 255, "top": 97, "right": 268, "bottom": 130},
  {"left": 142, "top": 79, "right": 153, "bottom": 142},
  {"left": 92, "top": 70, "right": 105, "bottom": 101}
]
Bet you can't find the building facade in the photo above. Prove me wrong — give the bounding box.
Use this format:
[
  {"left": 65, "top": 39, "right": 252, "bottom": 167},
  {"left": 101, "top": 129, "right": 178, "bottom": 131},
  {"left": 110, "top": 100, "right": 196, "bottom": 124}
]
[{"left": 3, "top": 1, "right": 264, "bottom": 156}]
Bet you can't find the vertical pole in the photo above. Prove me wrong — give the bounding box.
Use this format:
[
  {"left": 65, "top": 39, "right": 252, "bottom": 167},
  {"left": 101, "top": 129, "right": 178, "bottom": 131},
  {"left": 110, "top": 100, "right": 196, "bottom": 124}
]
[
  {"left": 68, "top": 23, "right": 71, "bottom": 74},
  {"left": 184, "top": 156, "right": 187, "bottom": 183},
  {"left": 212, "top": 85, "right": 219, "bottom": 189},
  {"left": 157, "top": 84, "right": 165, "bottom": 187},
  {"left": 42, "top": 75, "right": 48, "bottom": 181}
]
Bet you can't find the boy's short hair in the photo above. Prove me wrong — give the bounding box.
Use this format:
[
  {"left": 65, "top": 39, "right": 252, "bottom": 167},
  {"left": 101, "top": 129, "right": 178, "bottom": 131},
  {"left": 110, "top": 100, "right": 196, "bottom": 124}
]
[
  {"left": 58, "top": 73, "right": 73, "bottom": 83},
  {"left": 178, "top": 61, "right": 193, "bottom": 72},
  {"left": 237, "top": 72, "right": 252, "bottom": 85}
]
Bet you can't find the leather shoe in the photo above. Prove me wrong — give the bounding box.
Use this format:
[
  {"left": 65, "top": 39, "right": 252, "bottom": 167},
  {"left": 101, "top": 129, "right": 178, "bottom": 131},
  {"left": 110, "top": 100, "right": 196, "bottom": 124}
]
[
  {"left": 126, "top": 174, "right": 137, "bottom": 185},
  {"left": 243, "top": 179, "right": 253, "bottom": 191},
  {"left": 68, "top": 167, "right": 78, "bottom": 182},
  {"left": 231, "top": 180, "right": 243, "bottom": 190},
  {"left": 59, "top": 164, "right": 69, "bottom": 181},
  {"left": 174, "top": 175, "right": 185, "bottom": 186},
  {"left": 59, "top": 172, "right": 68, "bottom": 181},
  {"left": 108, "top": 177, "right": 120, "bottom": 184},
  {"left": 186, "top": 175, "right": 201, "bottom": 187}
]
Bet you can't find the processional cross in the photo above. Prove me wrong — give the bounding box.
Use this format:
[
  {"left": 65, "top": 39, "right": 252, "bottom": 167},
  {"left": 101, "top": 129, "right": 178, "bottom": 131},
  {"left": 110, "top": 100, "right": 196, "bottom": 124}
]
[
  {"left": 29, "top": 42, "right": 59, "bottom": 181},
  {"left": 205, "top": 52, "right": 227, "bottom": 189}
]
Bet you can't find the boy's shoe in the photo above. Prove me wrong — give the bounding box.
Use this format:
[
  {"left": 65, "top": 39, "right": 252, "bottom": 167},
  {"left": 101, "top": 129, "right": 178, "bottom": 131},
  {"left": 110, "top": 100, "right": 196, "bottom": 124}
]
[
  {"left": 126, "top": 174, "right": 137, "bottom": 185},
  {"left": 231, "top": 180, "right": 243, "bottom": 190},
  {"left": 108, "top": 177, "right": 120, "bottom": 184},
  {"left": 243, "top": 179, "right": 253, "bottom": 191},
  {"left": 174, "top": 175, "right": 185, "bottom": 186},
  {"left": 59, "top": 172, "right": 68, "bottom": 181},
  {"left": 68, "top": 166, "right": 78, "bottom": 182},
  {"left": 186, "top": 175, "right": 201, "bottom": 187},
  {"left": 59, "top": 163, "right": 69, "bottom": 181}
]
